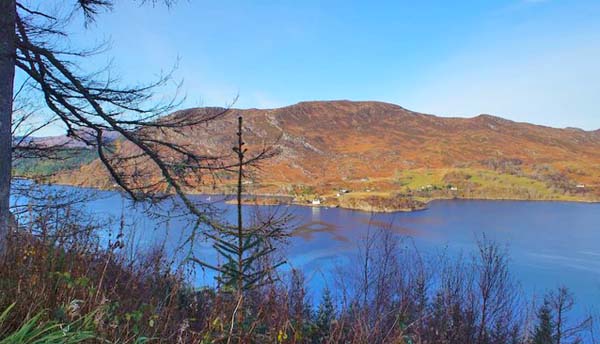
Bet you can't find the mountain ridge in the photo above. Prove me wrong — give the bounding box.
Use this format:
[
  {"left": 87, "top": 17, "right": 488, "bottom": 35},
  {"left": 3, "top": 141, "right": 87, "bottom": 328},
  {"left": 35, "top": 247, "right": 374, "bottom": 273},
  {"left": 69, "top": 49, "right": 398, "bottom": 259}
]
[
  {"left": 181, "top": 100, "right": 597, "bottom": 132},
  {"left": 48, "top": 100, "right": 600, "bottom": 211}
]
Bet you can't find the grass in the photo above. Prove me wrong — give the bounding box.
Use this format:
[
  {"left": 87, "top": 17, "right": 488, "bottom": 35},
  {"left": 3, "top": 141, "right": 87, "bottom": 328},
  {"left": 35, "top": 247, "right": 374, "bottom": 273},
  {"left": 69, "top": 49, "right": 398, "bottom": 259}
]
[
  {"left": 0, "top": 304, "right": 96, "bottom": 344},
  {"left": 0, "top": 231, "right": 190, "bottom": 343},
  {"left": 304, "top": 167, "right": 595, "bottom": 212},
  {"left": 393, "top": 168, "right": 446, "bottom": 189},
  {"left": 235, "top": 167, "right": 597, "bottom": 213},
  {"left": 391, "top": 168, "right": 587, "bottom": 201}
]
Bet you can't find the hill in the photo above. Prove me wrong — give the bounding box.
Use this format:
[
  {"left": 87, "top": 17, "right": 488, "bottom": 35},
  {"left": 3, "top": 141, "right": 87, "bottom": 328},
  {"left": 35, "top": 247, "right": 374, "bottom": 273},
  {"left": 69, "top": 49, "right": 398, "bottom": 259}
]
[{"left": 51, "top": 100, "right": 600, "bottom": 211}]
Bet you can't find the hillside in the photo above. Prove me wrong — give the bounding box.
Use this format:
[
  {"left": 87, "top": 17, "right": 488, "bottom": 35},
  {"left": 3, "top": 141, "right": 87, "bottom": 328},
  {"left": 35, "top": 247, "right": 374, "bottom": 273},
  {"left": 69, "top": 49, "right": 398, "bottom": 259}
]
[{"left": 51, "top": 100, "right": 600, "bottom": 211}]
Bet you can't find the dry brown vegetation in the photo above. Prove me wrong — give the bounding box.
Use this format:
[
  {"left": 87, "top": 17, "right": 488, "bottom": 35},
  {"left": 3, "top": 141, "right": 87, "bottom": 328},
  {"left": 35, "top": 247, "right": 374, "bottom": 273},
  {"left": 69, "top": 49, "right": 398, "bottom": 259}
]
[
  {"left": 0, "top": 198, "right": 594, "bottom": 343},
  {"left": 50, "top": 101, "right": 600, "bottom": 209}
]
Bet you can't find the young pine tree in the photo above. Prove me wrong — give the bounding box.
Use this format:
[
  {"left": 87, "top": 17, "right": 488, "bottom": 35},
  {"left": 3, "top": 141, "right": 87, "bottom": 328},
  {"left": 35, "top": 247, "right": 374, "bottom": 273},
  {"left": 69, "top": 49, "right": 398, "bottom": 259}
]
[
  {"left": 314, "top": 288, "right": 336, "bottom": 343},
  {"left": 533, "top": 300, "right": 554, "bottom": 344}
]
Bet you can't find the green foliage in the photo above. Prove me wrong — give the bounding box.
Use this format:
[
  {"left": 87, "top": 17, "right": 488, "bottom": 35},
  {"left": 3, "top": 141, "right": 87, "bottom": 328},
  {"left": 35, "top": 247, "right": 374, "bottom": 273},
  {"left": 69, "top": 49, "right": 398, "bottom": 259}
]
[
  {"left": 0, "top": 303, "right": 96, "bottom": 343},
  {"left": 393, "top": 167, "right": 587, "bottom": 202},
  {"left": 13, "top": 148, "right": 98, "bottom": 177},
  {"left": 290, "top": 184, "right": 316, "bottom": 198},
  {"left": 313, "top": 288, "right": 335, "bottom": 343},
  {"left": 193, "top": 117, "right": 288, "bottom": 292},
  {"left": 533, "top": 300, "right": 554, "bottom": 344},
  {"left": 201, "top": 221, "right": 287, "bottom": 291}
]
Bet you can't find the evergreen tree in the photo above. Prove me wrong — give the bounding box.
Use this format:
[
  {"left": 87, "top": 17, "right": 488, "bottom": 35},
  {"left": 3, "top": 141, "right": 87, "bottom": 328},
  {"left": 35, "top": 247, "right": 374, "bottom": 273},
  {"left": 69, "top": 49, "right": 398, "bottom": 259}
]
[
  {"left": 533, "top": 300, "right": 554, "bottom": 344},
  {"left": 288, "top": 269, "right": 312, "bottom": 340},
  {"left": 314, "top": 288, "right": 335, "bottom": 343},
  {"left": 427, "top": 291, "right": 449, "bottom": 342}
]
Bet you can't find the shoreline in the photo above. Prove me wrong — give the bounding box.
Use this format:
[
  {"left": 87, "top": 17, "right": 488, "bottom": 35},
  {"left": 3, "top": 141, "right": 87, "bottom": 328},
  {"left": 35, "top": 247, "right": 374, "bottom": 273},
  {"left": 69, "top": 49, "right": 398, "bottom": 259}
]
[{"left": 16, "top": 177, "right": 600, "bottom": 213}]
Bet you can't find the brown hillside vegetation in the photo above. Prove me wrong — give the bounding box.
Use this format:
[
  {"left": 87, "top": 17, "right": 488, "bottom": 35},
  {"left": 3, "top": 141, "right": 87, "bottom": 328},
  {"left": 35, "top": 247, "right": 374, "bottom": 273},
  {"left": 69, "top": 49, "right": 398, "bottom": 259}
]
[{"left": 57, "top": 100, "right": 600, "bottom": 209}]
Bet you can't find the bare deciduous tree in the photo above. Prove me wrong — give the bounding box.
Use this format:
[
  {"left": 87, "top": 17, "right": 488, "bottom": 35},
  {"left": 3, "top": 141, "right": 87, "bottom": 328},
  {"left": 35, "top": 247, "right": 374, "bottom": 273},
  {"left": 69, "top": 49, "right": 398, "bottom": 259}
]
[
  {"left": 549, "top": 286, "right": 591, "bottom": 344},
  {"left": 475, "top": 235, "right": 514, "bottom": 344},
  {"left": 0, "top": 0, "right": 256, "bottom": 254}
]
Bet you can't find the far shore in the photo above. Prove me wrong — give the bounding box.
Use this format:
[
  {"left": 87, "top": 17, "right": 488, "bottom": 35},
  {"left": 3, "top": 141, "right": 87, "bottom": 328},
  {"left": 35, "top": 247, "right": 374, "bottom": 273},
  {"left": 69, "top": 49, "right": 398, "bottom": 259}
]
[{"left": 16, "top": 177, "right": 600, "bottom": 214}]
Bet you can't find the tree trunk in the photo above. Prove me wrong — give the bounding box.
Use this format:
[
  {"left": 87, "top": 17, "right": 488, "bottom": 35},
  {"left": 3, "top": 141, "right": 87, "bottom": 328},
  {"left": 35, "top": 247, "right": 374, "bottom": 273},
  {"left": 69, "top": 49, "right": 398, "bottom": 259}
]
[
  {"left": 0, "top": 0, "right": 16, "bottom": 254},
  {"left": 235, "top": 116, "right": 245, "bottom": 332}
]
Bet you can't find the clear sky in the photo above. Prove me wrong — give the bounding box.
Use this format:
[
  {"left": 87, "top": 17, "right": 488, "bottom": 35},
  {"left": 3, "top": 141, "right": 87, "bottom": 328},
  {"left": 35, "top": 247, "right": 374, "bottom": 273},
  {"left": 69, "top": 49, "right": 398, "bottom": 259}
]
[{"left": 26, "top": 0, "right": 600, "bottom": 133}]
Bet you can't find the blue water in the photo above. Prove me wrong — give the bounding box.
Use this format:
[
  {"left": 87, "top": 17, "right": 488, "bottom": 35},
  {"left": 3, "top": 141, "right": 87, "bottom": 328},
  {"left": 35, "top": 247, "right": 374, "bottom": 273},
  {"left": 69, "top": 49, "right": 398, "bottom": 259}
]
[{"left": 12, "top": 183, "right": 600, "bottom": 316}]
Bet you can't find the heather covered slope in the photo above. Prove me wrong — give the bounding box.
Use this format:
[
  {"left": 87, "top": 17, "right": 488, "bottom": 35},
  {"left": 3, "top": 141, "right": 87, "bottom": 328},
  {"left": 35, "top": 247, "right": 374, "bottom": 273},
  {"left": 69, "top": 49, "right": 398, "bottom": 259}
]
[{"left": 54, "top": 100, "right": 600, "bottom": 208}]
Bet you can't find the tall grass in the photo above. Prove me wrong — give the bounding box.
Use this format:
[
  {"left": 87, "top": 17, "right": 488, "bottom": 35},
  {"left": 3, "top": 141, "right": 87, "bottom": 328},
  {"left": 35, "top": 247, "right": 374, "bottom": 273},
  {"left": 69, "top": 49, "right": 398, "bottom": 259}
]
[{"left": 0, "top": 304, "right": 95, "bottom": 343}]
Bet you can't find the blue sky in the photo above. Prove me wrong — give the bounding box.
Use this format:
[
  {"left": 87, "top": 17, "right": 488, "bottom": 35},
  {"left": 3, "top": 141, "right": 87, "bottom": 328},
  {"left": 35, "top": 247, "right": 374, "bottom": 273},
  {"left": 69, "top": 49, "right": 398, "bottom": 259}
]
[{"left": 26, "top": 0, "right": 600, "bottom": 133}]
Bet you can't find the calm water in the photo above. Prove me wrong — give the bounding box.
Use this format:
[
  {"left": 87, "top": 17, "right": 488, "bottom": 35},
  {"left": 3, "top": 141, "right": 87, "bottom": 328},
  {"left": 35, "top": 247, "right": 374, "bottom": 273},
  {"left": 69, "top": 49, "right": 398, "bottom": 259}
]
[{"left": 12, "top": 183, "right": 600, "bottom": 316}]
